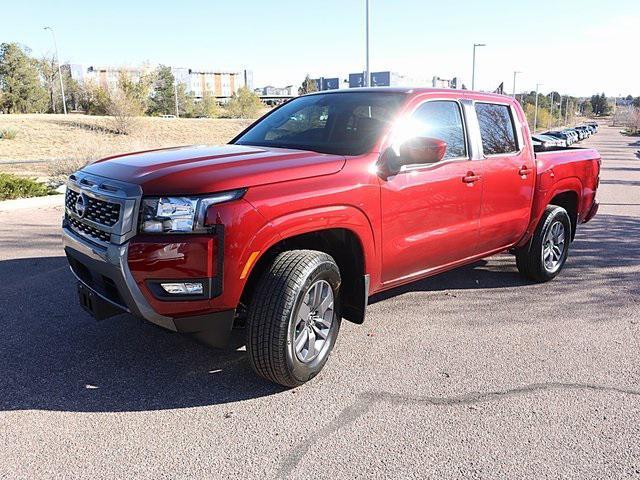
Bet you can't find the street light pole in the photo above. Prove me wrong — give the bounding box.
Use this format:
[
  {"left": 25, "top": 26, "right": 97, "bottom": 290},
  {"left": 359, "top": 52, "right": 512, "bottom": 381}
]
[
  {"left": 471, "top": 43, "right": 486, "bottom": 91},
  {"left": 533, "top": 83, "right": 542, "bottom": 133},
  {"left": 43, "top": 26, "right": 67, "bottom": 115},
  {"left": 512, "top": 71, "right": 521, "bottom": 98},
  {"left": 364, "top": 0, "right": 370, "bottom": 87}
]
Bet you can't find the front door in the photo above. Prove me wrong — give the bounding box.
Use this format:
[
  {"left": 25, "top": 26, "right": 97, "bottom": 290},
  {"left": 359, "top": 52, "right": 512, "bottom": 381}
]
[{"left": 380, "top": 99, "right": 483, "bottom": 284}]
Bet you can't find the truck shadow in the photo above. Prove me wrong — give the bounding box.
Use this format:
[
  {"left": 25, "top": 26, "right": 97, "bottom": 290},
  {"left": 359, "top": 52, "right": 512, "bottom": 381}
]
[
  {"left": 0, "top": 257, "right": 285, "bottom": 413},
  {"left": 371, "top": 213, "right": 639, "bottom": 309},
  {"left": 0, "top": 214, "right": 637, "bottom": 413}
]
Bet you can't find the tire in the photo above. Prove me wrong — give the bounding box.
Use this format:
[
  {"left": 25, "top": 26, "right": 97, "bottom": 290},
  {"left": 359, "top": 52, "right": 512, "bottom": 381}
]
[
  {"left": 516, "top": 205, "right": 572, "bottom": 282},
  {"left": 246, "top": 250, "right": 342, "bottom": 387}
]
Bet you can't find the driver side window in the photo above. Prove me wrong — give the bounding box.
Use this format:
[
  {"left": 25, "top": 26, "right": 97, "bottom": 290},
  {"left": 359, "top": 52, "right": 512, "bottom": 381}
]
[{"left": 410, "top": 101, "right": 467, "bottom": 160}]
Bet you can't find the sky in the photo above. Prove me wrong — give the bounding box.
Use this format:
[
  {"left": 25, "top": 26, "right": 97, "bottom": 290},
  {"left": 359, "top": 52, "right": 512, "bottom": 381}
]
[{"left": 3, "top": 0, "right": 639, "bottom": 97}]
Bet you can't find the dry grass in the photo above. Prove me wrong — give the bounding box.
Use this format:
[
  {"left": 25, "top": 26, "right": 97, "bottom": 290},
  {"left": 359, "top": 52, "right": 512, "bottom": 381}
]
[{"left": 0, "top": 114, "right": 257, "bottom": 177}]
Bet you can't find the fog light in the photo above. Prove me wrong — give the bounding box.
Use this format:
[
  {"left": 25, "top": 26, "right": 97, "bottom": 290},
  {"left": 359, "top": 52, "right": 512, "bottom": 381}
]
[{"left": 160, "top": 282, "right": 204, "bottom": 295}]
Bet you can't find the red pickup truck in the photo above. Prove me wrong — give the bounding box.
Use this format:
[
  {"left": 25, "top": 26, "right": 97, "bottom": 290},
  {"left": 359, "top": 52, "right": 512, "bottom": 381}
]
[{"left": 62, "top": 88, "right": 600, "bottom": 387}]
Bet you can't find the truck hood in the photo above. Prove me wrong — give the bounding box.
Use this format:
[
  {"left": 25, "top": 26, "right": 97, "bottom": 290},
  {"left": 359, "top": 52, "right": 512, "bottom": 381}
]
[{"left": 82, "top": 144, "right": 346, "bottom": 195}]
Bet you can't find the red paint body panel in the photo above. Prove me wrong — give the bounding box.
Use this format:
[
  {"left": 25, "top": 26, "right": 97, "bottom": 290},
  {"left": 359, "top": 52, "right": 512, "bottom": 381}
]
[
  {"left": 128, "top": 236, "right": 217, "bottom": 317},
  {"left": 95, "top": 88, "right": 599, "bottom": 322}
]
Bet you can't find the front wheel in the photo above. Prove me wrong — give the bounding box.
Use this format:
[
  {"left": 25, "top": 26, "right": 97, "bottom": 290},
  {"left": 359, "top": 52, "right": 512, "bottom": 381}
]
[
  {"left": 246, "top": 250, "right": 341, "bottom": 387},
  {"left": 516, "top": 205, "right": 571, "bottom": 282}
]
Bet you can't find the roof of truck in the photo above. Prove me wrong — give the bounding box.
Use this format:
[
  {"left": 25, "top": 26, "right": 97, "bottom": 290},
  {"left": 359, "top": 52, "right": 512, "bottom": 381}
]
[{"left": 305, "top": 87, "right": 513, "bottom": 101}]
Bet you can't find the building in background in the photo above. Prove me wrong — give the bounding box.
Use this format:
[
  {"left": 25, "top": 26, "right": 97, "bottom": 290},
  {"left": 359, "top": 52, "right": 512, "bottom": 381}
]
[
  {"left": 256, "top": 85, "right": 296, "bottom": 96},
  {"left": 172, "top": 69, "right": 253, "bottom": 99},
  {"left": 348, "top": 71, "right": 415, "bottom": 88},
  {"left": 312, "top": 77, "right": 341, "bottom": 91},
  {"left": 68, "top": 64, "right": 253, "bottom": 99},
  {"left": 432, "top": 76, "right": 464, "bottom": 89},
  {"left": 68, "top": 64, "right": 153, "bottom": 90}
]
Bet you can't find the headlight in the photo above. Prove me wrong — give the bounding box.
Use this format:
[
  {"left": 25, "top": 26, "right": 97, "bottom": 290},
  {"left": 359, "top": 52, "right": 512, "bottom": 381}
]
[{"left": 140, "top": 189, "right": 246, "bottom": 233}]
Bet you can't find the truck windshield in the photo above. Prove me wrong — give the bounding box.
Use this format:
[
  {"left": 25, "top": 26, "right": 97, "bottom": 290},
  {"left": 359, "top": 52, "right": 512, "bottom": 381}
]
[{"left": 233, "top": 91, "right": 407, "bottom": 156}]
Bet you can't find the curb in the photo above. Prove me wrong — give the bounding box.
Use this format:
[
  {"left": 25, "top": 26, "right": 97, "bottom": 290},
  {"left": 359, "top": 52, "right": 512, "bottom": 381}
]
[{"left": 0, "top": 193, "right": 65, "bottom": 212}]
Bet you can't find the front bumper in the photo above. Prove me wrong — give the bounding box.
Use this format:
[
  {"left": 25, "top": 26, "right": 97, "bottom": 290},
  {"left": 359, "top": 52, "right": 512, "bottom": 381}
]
[{"left": 62, "top": 225, "right": 235, "bottom": 346}]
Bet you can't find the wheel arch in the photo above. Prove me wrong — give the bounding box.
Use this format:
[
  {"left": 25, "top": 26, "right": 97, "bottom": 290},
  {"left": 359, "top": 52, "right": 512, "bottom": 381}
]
[
  {"left": 238, "top": 206, "right": 376, "bottom": 324},
  {"left": 548, "top": 190, "right": 579, "bottom": 240},
  {"left": 518, "top": 177, "right": 583, "bottom": 247}
]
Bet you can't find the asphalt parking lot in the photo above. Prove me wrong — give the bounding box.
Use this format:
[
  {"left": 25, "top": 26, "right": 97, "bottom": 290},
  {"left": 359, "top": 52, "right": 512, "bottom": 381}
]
[{"left": 0, "top": 125, "right": 638, "bottom": 479}]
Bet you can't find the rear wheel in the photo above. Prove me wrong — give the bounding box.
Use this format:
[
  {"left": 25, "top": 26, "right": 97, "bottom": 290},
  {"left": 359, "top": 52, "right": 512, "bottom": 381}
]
[
  {"left": 516, "top": 205, "right": 571, "bottom": 282},
  {"left": 246, "top": 250, "right": 341, "bottom": 387}
]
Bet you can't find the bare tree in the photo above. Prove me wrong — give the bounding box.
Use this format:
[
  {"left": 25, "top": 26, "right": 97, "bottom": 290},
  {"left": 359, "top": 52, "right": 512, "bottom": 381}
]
[{"left": 106, "top": 89, "right": 143, "bottom": 135}]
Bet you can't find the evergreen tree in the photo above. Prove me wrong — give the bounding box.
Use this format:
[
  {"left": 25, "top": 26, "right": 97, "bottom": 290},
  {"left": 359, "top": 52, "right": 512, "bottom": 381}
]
[
  {"left": 148, "top": 65, "right": 176, "bottom": 115},
  {"left": 38, "top": 54, "right": 59, "bottom": 113},
  {"left": 0, "top": 43, "right": 48, "bottom": 113},
  {"left": 298, "top": 75, "right": 318, "bottom": 95}
]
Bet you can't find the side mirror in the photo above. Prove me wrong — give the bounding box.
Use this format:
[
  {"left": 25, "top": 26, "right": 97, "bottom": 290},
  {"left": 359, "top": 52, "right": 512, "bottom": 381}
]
[
  {"left": 378, "top": 137, "right": 447, "bottom": 178},
  {"left": 399, "top": 137, "right": 447, "bottom": 164}
]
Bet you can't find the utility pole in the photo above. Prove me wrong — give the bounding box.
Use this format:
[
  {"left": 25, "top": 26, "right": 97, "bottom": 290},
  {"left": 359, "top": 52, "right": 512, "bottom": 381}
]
[
  {"left": 548, "top": 92, "right": 554, "bottom": 129},
  {"left": 43, "top": 26, "right": 67, "bottom": 114},
  {"left": 512, "top": 71, "right": 521, "bottom": 98},
  {"left": 364, "top": 0, "right": 370, "bottom": 87},
  {"left": 565, "top": 96, "right": 570, "bottom": 125},
  {"left": 533, "top": 83, "right": 542, "bottom": 133},
  {"left": 471, "top": 43, "right": 486, "bottom": 91}
]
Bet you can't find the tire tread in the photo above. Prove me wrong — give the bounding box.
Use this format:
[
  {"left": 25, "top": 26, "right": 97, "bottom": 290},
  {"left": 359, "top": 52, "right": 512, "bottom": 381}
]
[{"left": 246, "top": 250, "right": 336, "bottom": 387}]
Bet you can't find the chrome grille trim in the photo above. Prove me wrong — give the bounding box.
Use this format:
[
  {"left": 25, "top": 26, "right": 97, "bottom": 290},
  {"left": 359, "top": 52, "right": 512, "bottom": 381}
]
[
  {"left": 64, "top": 171, "right": 142, "bottom": 246},
  {"left": 65, "top": 189, "right": 121, "bottom": 227}
]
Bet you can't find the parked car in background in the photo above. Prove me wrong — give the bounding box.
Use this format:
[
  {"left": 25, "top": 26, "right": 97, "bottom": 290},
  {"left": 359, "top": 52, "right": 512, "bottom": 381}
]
[
  {"left": 566, "top": 128, "right": 580, "bottom": 143},
  {"left": 575, "top": 126, "right": 591, "bottom": 139},
  {"left": 61, "top": 88, "right": 601, "bottom": 387},
  {"left": 573, "top": 126, "right": 588, "bottom": 140},
  {"left": 543, "top": 131, "right": 571, "bottom": 146},
  {"left": 532, "top": 134, "right": 565, "bottom": 149},
  {"left": 564, "top": 129, "right": 579, "bottom": 144},
  {"left": 585, "top": 121, "right": 599, "bottom": 132}
]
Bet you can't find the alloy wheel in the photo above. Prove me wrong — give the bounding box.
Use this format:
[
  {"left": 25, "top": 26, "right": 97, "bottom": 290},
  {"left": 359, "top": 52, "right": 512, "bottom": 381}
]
[
  {"left": 293, "top": 280, "right": 335, "bottom": 363},
  {"left": 542, "top": 221, "right": 566, "bottom": 273}
]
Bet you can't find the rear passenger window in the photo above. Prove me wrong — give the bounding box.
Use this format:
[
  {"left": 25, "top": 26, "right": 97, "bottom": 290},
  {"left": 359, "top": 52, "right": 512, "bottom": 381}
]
[
  {"left": 475, "top": 103, "right": 518, "bottom": 155},
  {"left": 410, "top": 101, "right": 467, "bottom": 160}
]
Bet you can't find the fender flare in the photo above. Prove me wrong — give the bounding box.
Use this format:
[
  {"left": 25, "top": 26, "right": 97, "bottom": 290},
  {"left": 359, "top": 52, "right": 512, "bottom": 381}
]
[
  {"left": 239, "top": 204, "right": 378, "bottom": 291},
  {"left": 517, "top": 177, "right": 583, "bottom": 248}
]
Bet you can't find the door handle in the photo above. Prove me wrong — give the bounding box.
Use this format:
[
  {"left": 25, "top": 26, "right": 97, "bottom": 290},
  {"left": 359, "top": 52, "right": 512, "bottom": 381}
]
[
  {"left": 462, "top": 172, "right": 480, "bottom": 184},
  {"left": 518, "top": 166, "right": 532, "bottom": 177}
]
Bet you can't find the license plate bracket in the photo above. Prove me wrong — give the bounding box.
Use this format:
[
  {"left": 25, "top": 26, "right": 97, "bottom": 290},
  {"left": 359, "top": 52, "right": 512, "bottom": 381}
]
[{"left": 77, "top": 282, "right": 123, "bottom": 320}]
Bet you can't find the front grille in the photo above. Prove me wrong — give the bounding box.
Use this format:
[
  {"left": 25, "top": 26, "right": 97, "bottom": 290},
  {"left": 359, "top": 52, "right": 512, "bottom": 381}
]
[
  {"left": 66, "top": 189, "right": 121, "bottom": 227},
  {"left": 67, "top": 216, "right": 111, "bottom": 243}
]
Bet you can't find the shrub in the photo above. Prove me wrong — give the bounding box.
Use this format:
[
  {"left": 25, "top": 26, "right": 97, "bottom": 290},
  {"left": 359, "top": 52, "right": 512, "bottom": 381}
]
[
  {"left": 107, "top": 89, "right": 143, "bottom": 135},
  {"left": 0, "top": 127, "right": 18, "bottom": 139},
  {"left": 225, "top": 87, "right": 264, "bottom": 119},
  {"left": 81, "top": 82, "right": 110, "bottom": 115},
  {"left": 0, "top": 174, "right": 53, "bottom": 200},
  {"left": 48, "top": 157, "right": 91, "bottom": 177},
  {"left": 190, "top": 92, "right": 219, "bottom": 118},
  {"left": 48, "top": 142, "right": 114, "bottom": 177}
]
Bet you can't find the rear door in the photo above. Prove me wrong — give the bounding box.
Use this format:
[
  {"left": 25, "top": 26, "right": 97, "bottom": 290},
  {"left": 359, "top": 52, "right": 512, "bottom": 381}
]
[
  {"left": 380, "top": 97, "right": 483, "bottom": 284},
  {"left": 473, "top": 101, "right": 536, "bottom": 252}
]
